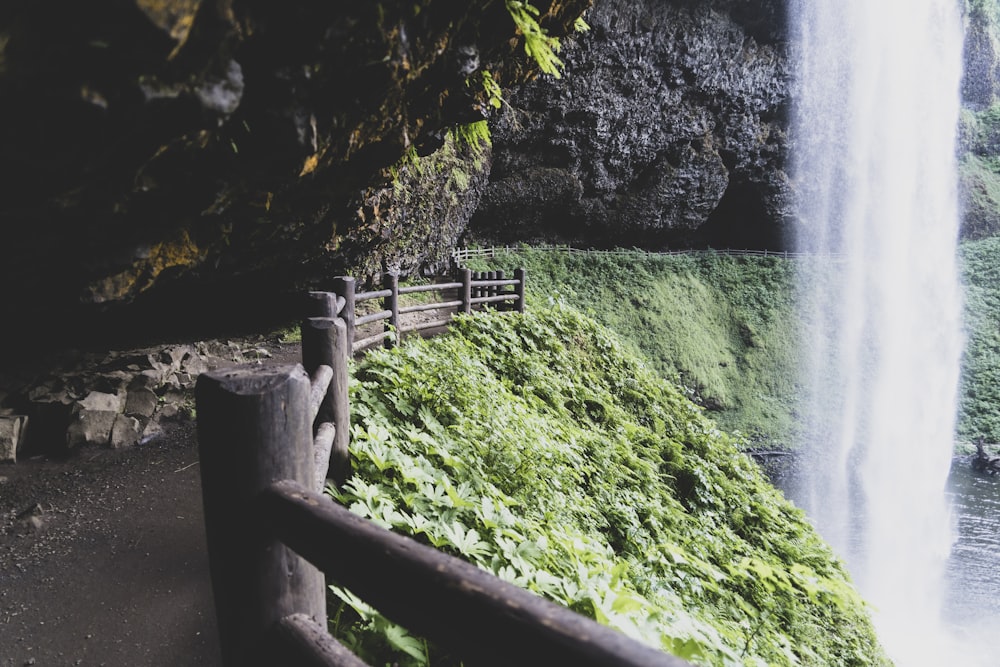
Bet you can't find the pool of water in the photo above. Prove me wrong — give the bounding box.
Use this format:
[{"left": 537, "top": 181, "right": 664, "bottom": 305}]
[
  {"left": 763, "top": 453, "right": 1000, "bottom": 665},
  {"left": 943, "top": 459, "right": 1000, "bottom": 654}
]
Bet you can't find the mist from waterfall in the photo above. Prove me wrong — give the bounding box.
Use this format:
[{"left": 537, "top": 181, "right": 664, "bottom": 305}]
[{"left": 789, "top": 1, "right": 968, "bottom": 664}]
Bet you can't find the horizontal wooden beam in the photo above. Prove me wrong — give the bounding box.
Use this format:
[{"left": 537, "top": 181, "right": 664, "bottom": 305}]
[
  {"left": 398, "top": 282, "right": 462, "bottom": 294},
  {"left": 398, "top": 300, "right": 462, "bottom": 315},
  {"left": 355, "top": 310, "right": 392, "bottom": 326},
  {"left": 273, "top": 614, "right": 371, "bottom": 667},
  {"left": 355, "top": 289, "right": 393, "bottom": 302},
  {"left": 259, "top": 480, "right": 692, "bottom": 667}
]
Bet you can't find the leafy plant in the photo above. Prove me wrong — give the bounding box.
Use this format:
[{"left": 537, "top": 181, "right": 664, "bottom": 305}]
[
  {"left": 505, "top": 0, "right": 564, "bottom": 78},
  {"left": 468, "top": 248, "right": 803, "bottom": 448},
  {"left": 477, "top": 70, "right": 504, "bottom": 111},
  {"left": 328, "top": 307, "right": 887, "bottom": 666}
]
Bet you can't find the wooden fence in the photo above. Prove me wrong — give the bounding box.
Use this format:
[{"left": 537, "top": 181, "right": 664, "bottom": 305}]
[
  {"left": 346, "top": 267, "right": 525, "bottom": 354},
  {"left": 452, "top": 244, "right": 832, "bottom": 264},
  {"left": 196, "top": 267, "right": 691, "bottom": 666}
]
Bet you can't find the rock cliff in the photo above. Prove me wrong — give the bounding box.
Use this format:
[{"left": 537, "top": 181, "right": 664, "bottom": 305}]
[
  {"left": 4, "top": 0, "right": 999, "bottom": 357},
  {"left": 469, "top": 0, "right": 792, "bottom": 250},
  {"left": 0, "top": 0, "right": 587, "bottom": 354},
  {"left": 960, "top": 1, "right": 1000, "bottom": 239}
]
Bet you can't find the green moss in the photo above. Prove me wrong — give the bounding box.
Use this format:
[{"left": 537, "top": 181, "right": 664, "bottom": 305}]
[
  {"left": 960, "top": 154, "right": 1000, "bottom": 239},
  {"left": 959, "top": 236, "right": 1000, "bottom": 443},
  {"left": 470, "top": 249, "right": 802, "bottom": 447},
  {"left": 332, "top": 307, "right": 887, "bottom": 666}
]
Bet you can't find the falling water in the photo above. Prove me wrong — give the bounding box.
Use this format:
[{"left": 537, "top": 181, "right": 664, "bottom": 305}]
[{"left": 789, "top": 1, "right": 967, "bottom": 664}]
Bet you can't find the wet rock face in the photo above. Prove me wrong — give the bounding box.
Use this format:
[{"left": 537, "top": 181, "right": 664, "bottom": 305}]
[
  {"left": 963, "top": 6, "right": 1000, "bottom": 110},
  {"left": 0, "top": 0, "right": 588, "bottom": 355},
  {"left": 470, "top": 0, "right": 792, "bottom": 250}
]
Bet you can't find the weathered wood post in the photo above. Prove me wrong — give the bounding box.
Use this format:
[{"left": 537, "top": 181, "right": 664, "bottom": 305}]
[
  {"left": 196, "top": 365, "right": 326, "bottom": 666},
  {"left": 487, "top": 270, "right": 497, "bottom": 304},
  {"left": 301, "top": 315, "right": 350, "bottom": 489},
  {"left": 383, "top": 272, "right": 400, "bottom": 348},
  {"left": 496, "top": 270, "right": 505, "bottom": 310},
  {"left": 514, "top": 267, "right": 526, "bottom": 313},
  {"left": 459, "top": 268, "right": 472, "bottom": 315},
  {"left": 332, "top": 276, "right": 356, "bottom": 351}
]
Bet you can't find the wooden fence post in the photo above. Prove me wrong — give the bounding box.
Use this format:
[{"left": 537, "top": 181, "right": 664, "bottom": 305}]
[
  {"left": 301, "top": 316, "right": 350, "bottom": 488},
  {"left": 383, "top": 272, "right": 400, "bottom": 348},
  {"left": 332, "top": 276, "right": 356, "bottom": 351},
  {"left": 196, "top": 364, "right": 326, "bottom": 666},
  {"left": 487, "top": 270, "right": 497, "bottom": 304},
  {"left": 496, "top": 270, "right": 505, "bottom": 310},
  {"left": 514, "top": 268, "right": 526, "bottom": 313},
  {"left": 460, "top": 268, "right": 472, "bottom": 314}
]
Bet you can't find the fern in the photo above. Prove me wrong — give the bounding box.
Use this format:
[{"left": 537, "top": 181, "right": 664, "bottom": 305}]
[
  {"left": 449, "top": 120, "right": 492, "bottom": 153},
  {"left": 479, "top": 70, "right": 504, "bottom": 110},
  {"left": 504, "top": 0, "right": 564, "bottom": 78}
]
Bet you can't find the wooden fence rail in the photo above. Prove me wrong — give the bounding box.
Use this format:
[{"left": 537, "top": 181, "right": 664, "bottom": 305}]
[
  {"left": 197, "top": 265, "right": 695, "bottom": 666},
  {"left": 451, "top": 245, "right": 844, "bottom": 264},
  {"left": 196, "top": 267, "right": 696, "bottom": 666},
  {"left": 197, "top": 361, "right": 691, "bottom": 666},
  {"left": 346, "top": 267, "right": 525, "bottom": 354}
]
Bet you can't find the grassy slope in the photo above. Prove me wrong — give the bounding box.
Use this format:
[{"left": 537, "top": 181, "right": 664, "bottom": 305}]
[
  {"left": 959, "top": 236, "right": 1000, "bottom": 443},
  {"left": 332, "top": 308, "right": 886, "bottom": 666},
  {"left": 470, "top": 249, "right": 802, "bottom": 447}
]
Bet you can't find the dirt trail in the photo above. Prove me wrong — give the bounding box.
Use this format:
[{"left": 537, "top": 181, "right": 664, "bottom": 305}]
[
  {"left": 0, "top": 419, "right": 221, "bottom": 666},
  {"left": 0, "top": 307, "right": 461, "bottom": 666}
]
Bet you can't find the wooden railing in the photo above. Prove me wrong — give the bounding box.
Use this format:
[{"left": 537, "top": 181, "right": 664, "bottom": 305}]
[
  {"left": 346, "top": 267, "right": 525, "bottom": 354},
  {"left": 451, "top": 244, "right": 833, "bottom": 264},
  {"left": 197, "top": 267, "right": 691, "bottom": 666}
]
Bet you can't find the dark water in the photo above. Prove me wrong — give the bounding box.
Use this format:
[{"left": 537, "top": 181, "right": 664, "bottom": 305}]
[
  {"left": 762, "top": 453, "right": 1000, "bottom": 664},
  {"left": 943, "top": 459, "right": 1000, "bottom": 645}
]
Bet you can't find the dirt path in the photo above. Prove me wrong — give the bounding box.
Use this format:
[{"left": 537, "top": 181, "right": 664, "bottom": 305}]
[
  {"left": 0, "top": 419, "right": 221, "bottom": 666},
  {"left": 0, "top": 307, "right": 460, "bottom": 666}
]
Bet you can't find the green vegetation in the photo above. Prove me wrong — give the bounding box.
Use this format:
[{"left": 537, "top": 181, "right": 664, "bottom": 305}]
[
  {"left": 505, "top": 0, "right": 564, "bottom": 78},
  {"left": 960, "top": 153, "right": 1000, "bottom": 239},
  {"left": 959, "top": 236, "right": 1000, "bottom": 443},
  {"left": 330, "top": 307, "right": 886, "bottom": 666},
  {"left": 448, "top": 120, "right": 491, "bottom": 153},
  {"left": 960, "top": 100, "right": 1000, "bottom": 238},
  {"left": 967, "top": 0, "right": 1000, "bottom": 26},
  {"left": 469, "top": 249, "right": 802, "bottom": 447}
]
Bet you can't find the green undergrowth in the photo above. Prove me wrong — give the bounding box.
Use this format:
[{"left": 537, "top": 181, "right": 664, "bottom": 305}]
[
  {"left": 959, "top": 236, "right": 1000, "bottom": 443},
  {"left": 467, "top": 249, "right": 802, "bottom": 448},
  {"left": 328, "top": 307, "right": 886, "bottom": 666}
]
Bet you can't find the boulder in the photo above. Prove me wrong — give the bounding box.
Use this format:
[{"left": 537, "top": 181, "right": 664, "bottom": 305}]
[
  {"left": 0, "top": 416, "right": 28, "bottom": 464},
  {"left": 77, "top": 391, "right": 121, "bottom": 413},
  {"left": 125, "top": 388, "right": 159, "bottom": 419},
  {"left": 110, "top": 415, "right": 141, "bottom": 449},
  {"left": 66, "top": 410, "right": 118, "bottom": 448},
  {"left": 471, "top": 0, "right": 793, "bottom": 249}
]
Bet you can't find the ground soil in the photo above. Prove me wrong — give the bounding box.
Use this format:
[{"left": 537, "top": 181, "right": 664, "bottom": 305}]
[
  {"left": 0, "top": 304, "right": 458, "bottom": 666},
  {"left": 0, "top": 419, "right": 222, "bottom": 667},
  {"left": 0, "top": 339, "right": 303, "bottom": 667}
]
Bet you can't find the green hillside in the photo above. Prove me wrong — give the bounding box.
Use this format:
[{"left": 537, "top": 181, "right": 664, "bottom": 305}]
[
  {"left": 329, "top": 307, "right": 886, "bottom": 666},
  {"left": 469, "top": 249, "right": 802, "bottom": 448},
  {"left": 959, "top": 236, "right": 1000, "bottom": 444}
]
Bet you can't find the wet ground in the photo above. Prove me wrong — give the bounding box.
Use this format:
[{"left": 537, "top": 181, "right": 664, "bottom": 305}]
[
  {"left": 0, "top": 306, "right": 465, "bottom": 666},
  {"left": 0, "top": 419, "right": 221, "bottom": 666}
]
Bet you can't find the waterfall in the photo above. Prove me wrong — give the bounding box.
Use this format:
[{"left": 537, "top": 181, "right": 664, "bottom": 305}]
[{"left": 789, "top": 1, "right": 967, "bottom": 664}]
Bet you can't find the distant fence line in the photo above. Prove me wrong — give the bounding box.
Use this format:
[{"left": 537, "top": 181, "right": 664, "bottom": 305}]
[{"left": 452, "top": 245, "right": 837, "bottom": 265}]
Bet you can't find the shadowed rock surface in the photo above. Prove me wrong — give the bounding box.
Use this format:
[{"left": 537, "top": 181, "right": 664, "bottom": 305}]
[
  {"left": 0, "top": 0, "right": 588, "bottom": 356},
  {"left": 469, "top": 0, "right": 792, "bottom": 250}
]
